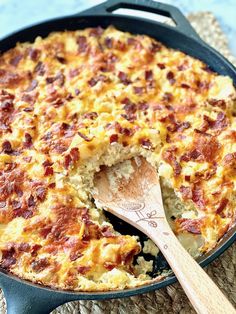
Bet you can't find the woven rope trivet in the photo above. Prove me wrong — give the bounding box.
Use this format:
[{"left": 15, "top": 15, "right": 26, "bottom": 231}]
[{"left": 1, "top": 12, "right": 236, "bottom": 314}]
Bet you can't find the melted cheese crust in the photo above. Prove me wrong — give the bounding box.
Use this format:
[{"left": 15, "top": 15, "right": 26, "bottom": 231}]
[{"left": 0, "top": 26, "right": 235, "bottom": 291}]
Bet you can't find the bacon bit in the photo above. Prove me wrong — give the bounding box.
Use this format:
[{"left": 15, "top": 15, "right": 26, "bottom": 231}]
[
  {"left": 145, "top": 70, "right": 153, "bottom": 81},
  {"left": 189, "top": 149, "right": 201, "bottom": 160},
  {"left": 28, "top": 194, "right": 36, "bottom": 207},
  {"left": 118, "top": 71, "right": 130, "bottom": 85},
  {"left": 0, "top": 201, "right": 6, "bottom": 208},
  {"left": 185, "top": 175, "right": 191, "bottom": 182},
  {"left": 208, "top": 99, "right": 226, "bottom": 109},
  {"left": 28, "top": 48, "right": 40, "bottom": 61},
  {"left": 216, "top": 198, "right": 229, "bottom": 215},
  {"left": 44, "top": 167, "right": 53, "bottom": 176},
  {"left": 101, "top": 226, "right": 115, "bottom": 237},
  {"left": 0, "top": 99, "right": 14, "bottom": 112},
  {"left": 177, "top": 218, "right": 202, "bottom": 234},
  {"left": 110, "top": 134, "right": 118, "bottom": 144},
  {"left": 193, "top": 131, "right": 220, "bottom": 162},
  {"left": 51, "top": 98, "right": 64, "bottom": 108},
  {"left": 17, "top": 243, "right": 30, "bottom": 252},
  {"left": 67, "top": 94, "right": 73, "bottom": 102},
  {"left": 56, "top": 72, "right": 65, "bottom": 87},
  {"left": 204, "top": 112, "right": 228, "bottom": 130},
  {"left": 137, "top": 102, "right": 148, "bottom": 111},
  {"left": 78, "top": 131, "right": 92, "bottom": 142},
  {"left": 105, "top": 37, "right": 113, "bottom": 48},
  {"left": 69, "top": 68, "right": 80, "bottom": 78},
  {"left": 83, "top": 112, "right": 98, "bottom": 120},
  {"left": 88, "top": 75, "right": 107, "bottom": 87},
  {"left": 5, "top": 162, "right": 17, "bottom": 172},
  {"left": 64, "top": 154, "right": 72, "bottom": 169},
  {"left": 46, "top": 72, "right": 65, "bottom": 87},
  {"left": 104, "top": 262, "right": 117, "bottom": 270},
  {"left": 2, "top": 140, "right": 13, "bottom": 154},
  {"left": 195, "top": 80, "right": 209, "bottom": 92},
  {"left": 42, "top": 132, "right": 52, "bottom": 141},
  {"left": 177, "top": 63, "right": 189, "bottom": 71},
  {"left": 89, "top": 26, "right": 103, "bottom": 37},
  {"left": 88, "top": 78, "right": 97, "bottom": 87},
  {"left": 163, "top": 147, "right": 182, "bottom": 176},
  {"left": 127, "top": 37, "right": 137, "bottom": 45},
  {"left": 122, "top": 248, "right": 138, "bottom": 264},
  {"left": 157, "top": 63, "right": 165, "bottom": 69},
  {"left": 179, "top": 186, "right": 192, "bottom": 200},
  {"left": 23, "top": 106, "right": 33, "bottom": 112},
  {"left": 107, "top": 53, "right": 118, "bottom": 64},
  {"left": 166, "top": 71, "right": 175, "bottom": 85},
  {"left": 70, "top": 147, "right": 80, "bottom": 162},
  {"left": 31, "top": 244, "right": 42, "bottom": 256},
  {"left": 18, "top": 209, "right": 33, "bottom": 219},
  {"left": 179, "top": 121, "right": 191, "bottom": 131},
  {"left": 115, "top": 40, "right": 126, "bottom": 51},
  {"left": 150, "top": 42, "right": 161, "bottom": 53},
  {"left": 122, "top": 99, "right": 136, "bottom": 114},
  {"left": 0, "top": 89, "right": 15, "bottom": 100},
  {"left": 31, "top": 258, "right": 50, "bottom": 272},
  {"left": 162, "top": 92, "right": 173, "bottom": 102},
  {"left": 23, "top": 133, "right": 33, "bottom": 148},
  {"left": 74, "top": 88, "right": 80, "bottom": 96},
  {"left": 1, "top": 248, "right": 16, "bottom": 268},
  {"left": 77, "top": 265, "right": 91, "bottom": 274},
  {"left": 21, "top": 93, "right": 36, "bottom": 105},
  {"left": 55, "top": 55, "right": 66, "bottom": 64},
  {"left": 192, "top": 183, "right": 205, "bottom": 210},
  {"left": 12, "top": 200, "right": 21, "bottom": 210},
  {"left": 34, "top": 62, "right": 45, "bottom": 76},
  {"left": 36, "top": 186, "right": 47, "bottom": 201},
  {"left": 119, "top": 127, "right": 134, "bottom": 137},
  {"left": 81, "top": 208, "right": 90, "bottom": 225},
  {"left": 222, "top": 152, "right": 236, "bottom": 167},
  {"left": 77, "top": 36, "right": 88, "bottom": 53},
  {"left": 25, "top": 79, "right": 38, "bottom": 92},
  {"left": 43, "top": 160, "right": 53, "bottom": 167},
  {"left": 133, "top": 86, "right": 144, "bottom": 95},
  {"left": 70, "top": 251, "right": 83, "bottom": 262},
  {"left": 181, "top": 83, "right": 190, "bottom": 89},
  {"left": 0, "top": 70, "right": 22, "bottom": 88},
  {"left": 122, "top": 112, "right": 135, "bottom": 122},
  {"left": 48, "top": 183, "right": 56, "bottom": 189},
  {"left": 139, "top": 138, "right": 152, "bottom": 150},
  {"left": 10, "top": 54, "right": 23, "bottom": 67},
  {"left": 40, "top": 224, "right": 52, "bottom": 239}
]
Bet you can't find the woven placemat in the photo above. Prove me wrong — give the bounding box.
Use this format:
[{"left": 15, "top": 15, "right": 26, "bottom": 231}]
[{"left": 1, "top": 11, "right": 236, "bottom": 314}]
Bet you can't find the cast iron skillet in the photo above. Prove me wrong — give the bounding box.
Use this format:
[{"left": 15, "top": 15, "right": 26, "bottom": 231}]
[{"left": 0, "top": 1, "right": 236, "bottom": 313}]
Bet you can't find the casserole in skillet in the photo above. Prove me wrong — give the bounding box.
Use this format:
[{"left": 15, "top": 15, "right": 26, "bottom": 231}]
[
  {"left": 2, "top": 3, "right": 234, "bottom": 314},
  {"left": 0, "top": 23, "right": 235, "bottom": 291}
]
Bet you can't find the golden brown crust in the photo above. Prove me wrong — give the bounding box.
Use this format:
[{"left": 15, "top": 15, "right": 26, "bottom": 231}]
[{"left": 0, "top": 26, "right": 235, "bottom": 291}]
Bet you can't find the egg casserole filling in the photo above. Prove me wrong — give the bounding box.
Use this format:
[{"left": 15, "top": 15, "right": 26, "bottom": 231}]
[{"left": 0, "top": 26, "right": 235, "bottom": 291}]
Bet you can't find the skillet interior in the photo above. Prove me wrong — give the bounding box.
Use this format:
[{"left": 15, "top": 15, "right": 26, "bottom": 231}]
[{"left": 0, "top": 2, "right": 236, "bottom": 313}]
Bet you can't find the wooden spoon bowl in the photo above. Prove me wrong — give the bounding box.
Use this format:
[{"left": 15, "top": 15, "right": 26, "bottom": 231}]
[{"left": 93, "top": 157, "right": 235, "bottom": 314}]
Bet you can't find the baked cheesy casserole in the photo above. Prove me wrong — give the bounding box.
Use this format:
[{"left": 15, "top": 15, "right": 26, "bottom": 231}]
[{"left": 0, "top": 26, "right": 235, "bottom": 291}]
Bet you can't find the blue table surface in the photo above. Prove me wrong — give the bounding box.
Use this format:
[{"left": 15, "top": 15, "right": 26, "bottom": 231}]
[{"left": 0, "top": 0, "right": 236, "bottom": 56}]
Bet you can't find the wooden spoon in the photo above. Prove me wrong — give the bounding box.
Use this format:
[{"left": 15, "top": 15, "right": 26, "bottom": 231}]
[{"left": 93, "top": 157, "right": 235, "bottom": 314}]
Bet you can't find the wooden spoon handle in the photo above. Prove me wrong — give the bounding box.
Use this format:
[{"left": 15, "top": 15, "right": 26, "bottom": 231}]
[{"left": 146, "top": 219, "right": 236, "bottom": 314}]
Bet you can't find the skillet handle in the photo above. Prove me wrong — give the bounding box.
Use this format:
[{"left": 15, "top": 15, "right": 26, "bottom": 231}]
[
  {"left": 79, "top": 0, "right": 201, "bottom": 41},
  {"left": 0, "top": 272, "right": 73, "bottom": 314}
]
